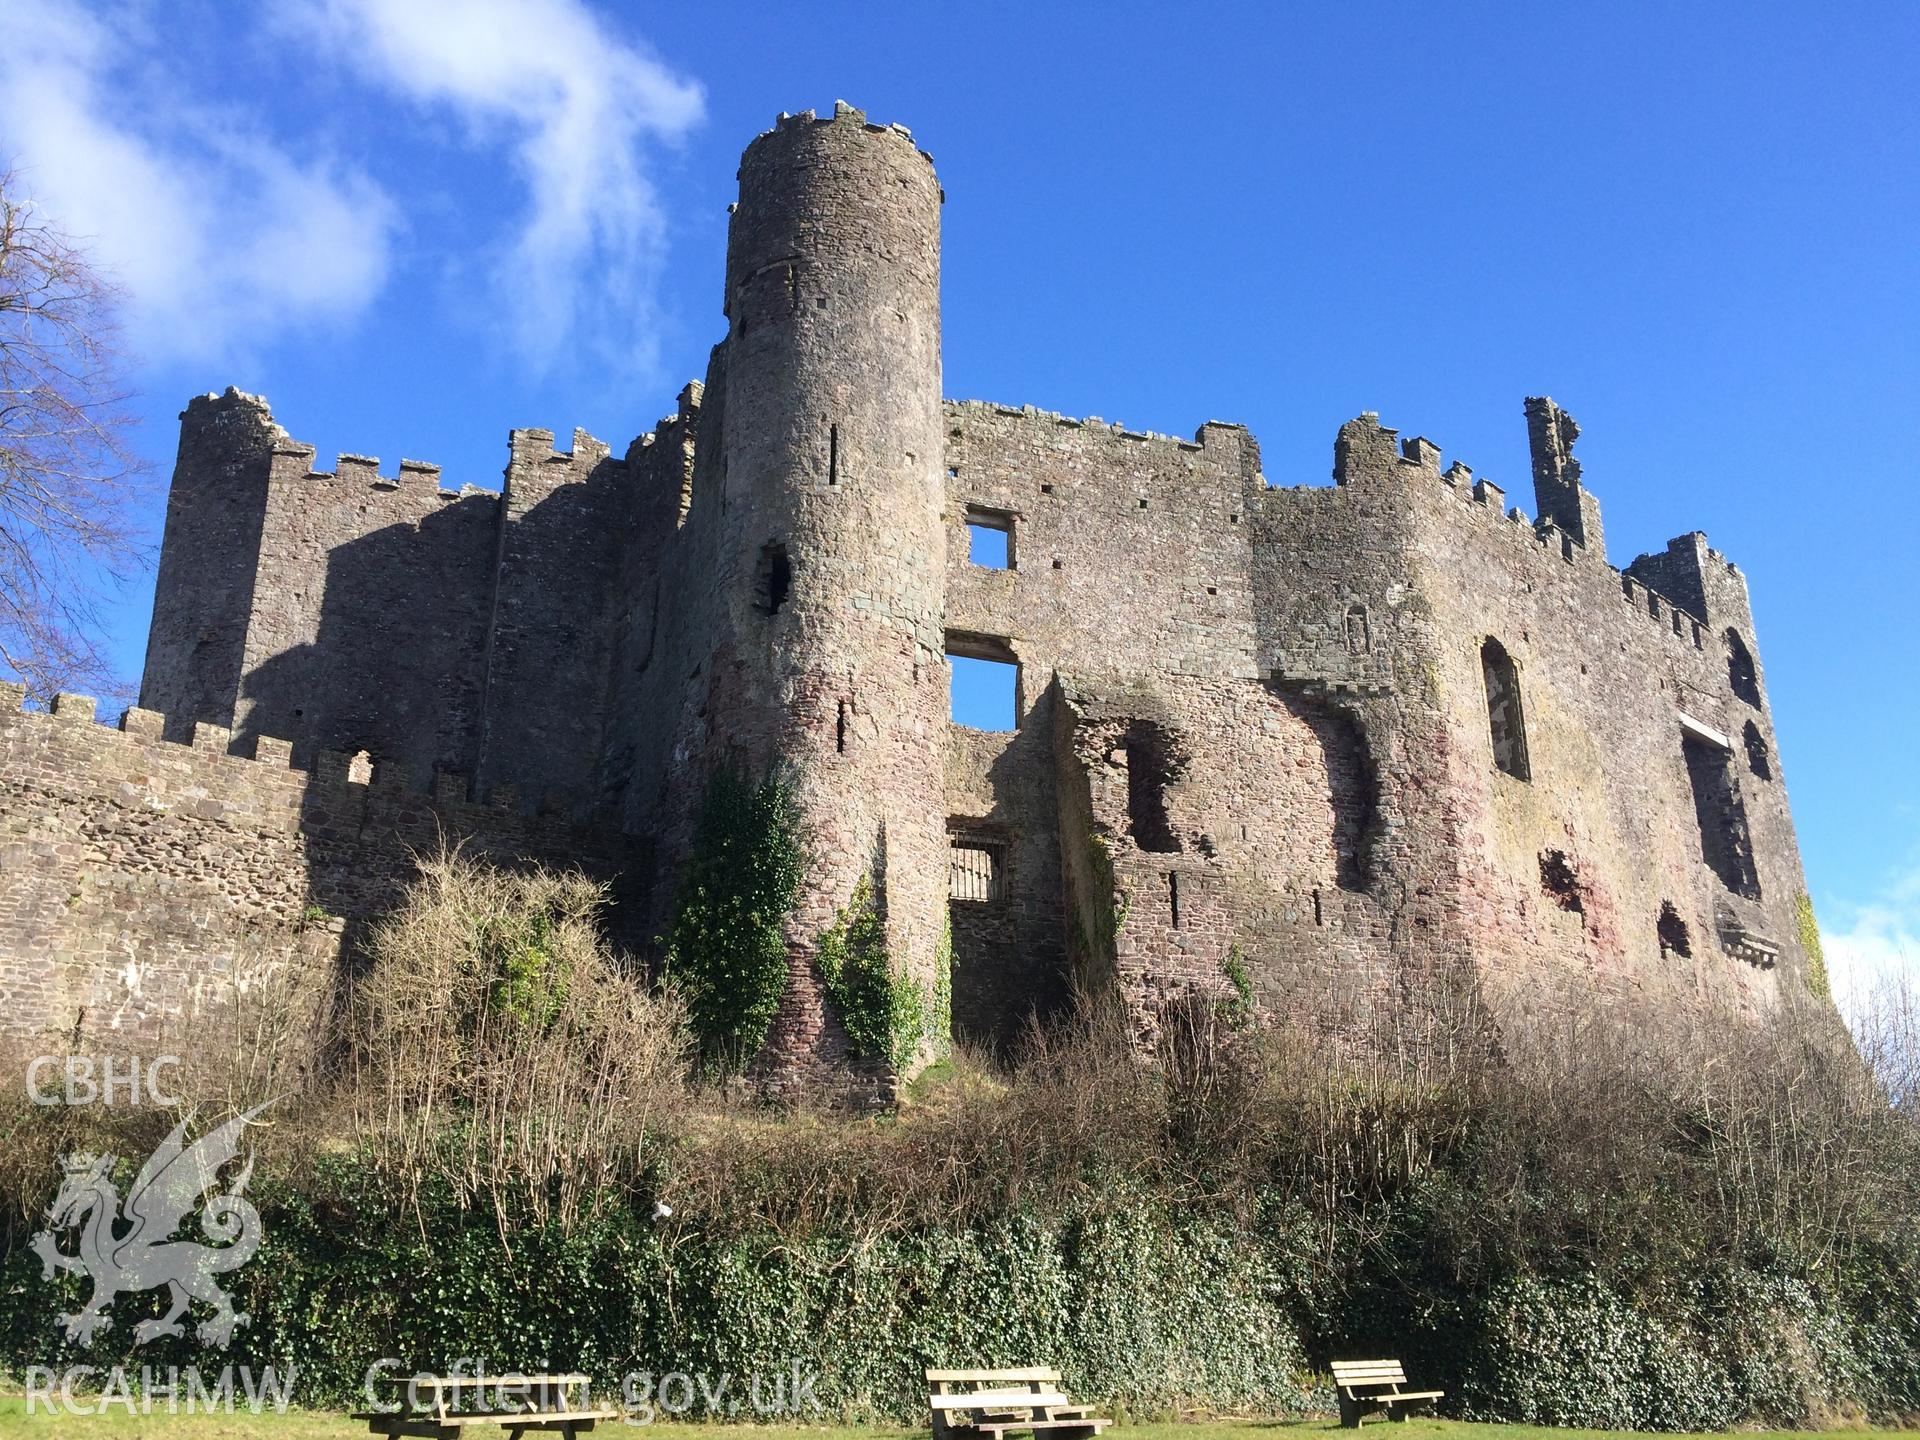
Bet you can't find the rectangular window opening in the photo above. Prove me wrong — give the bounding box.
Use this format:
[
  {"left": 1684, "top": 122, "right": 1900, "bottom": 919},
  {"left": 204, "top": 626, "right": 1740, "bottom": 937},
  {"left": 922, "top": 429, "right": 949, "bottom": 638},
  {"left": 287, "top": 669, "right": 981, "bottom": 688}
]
[
  {"left": 828, "top": 423, "right": 839, "bottom": 486},
  {"left": 946, "top": 634, "right": 1019, "bottom": 731},
  {"left": 965, "top": 506, "right": 1015, "bottom": 569},
  {"left": 1682, "top": 731, "right": 1761, "bottom": 900},
  {"left": 949, "top": 837, "right": 1006, "bottom": 903}
]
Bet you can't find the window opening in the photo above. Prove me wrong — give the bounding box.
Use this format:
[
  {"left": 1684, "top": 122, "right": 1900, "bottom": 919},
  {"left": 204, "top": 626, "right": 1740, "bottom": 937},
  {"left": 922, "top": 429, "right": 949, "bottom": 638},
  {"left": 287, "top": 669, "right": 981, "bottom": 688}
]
[
  {"left": 756, "top": 542, "right": 791, "bottom": 614},
  {"left": 1481, "top": 638, "right": 1530, "bottom": 780},
  {"left": 1683, "top": 730, "right": 1761, "bottom": 899},
  {"left": 946, "top": 634, "right": 1019, "bottom": 731},
  {"left": 965, "top": 506, "right": 1014, "bottom": 569}
]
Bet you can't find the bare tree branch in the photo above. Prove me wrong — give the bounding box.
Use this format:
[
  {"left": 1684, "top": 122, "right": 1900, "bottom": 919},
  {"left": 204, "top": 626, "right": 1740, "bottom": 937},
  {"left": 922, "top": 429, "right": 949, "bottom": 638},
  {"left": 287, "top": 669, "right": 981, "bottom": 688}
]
[{"left": 0, "top": 167, "right": 151, "bottom": 705}]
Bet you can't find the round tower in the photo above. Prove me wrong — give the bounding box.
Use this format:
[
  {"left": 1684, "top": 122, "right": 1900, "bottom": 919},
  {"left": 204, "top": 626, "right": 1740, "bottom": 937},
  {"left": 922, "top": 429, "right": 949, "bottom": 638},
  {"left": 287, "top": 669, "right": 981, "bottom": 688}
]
[{"left": 719, "top": 102, "right": 948, "bottom": 1091}]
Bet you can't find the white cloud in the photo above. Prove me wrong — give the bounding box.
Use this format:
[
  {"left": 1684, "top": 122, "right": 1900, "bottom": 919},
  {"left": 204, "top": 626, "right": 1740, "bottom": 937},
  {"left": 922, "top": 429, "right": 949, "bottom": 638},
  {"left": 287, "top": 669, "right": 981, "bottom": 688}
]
[
  {"left": 273, "top": 0, "right": 705, "bottom": 371},
  {"left": 0, "top": 0, "right": 702, "bottom": 375},
  {"left": 1821, "top": 855, "right": 1920, "bottom": 1029},
  {"left": 0, "top": 0, "right": 396, "bottom": 365}
]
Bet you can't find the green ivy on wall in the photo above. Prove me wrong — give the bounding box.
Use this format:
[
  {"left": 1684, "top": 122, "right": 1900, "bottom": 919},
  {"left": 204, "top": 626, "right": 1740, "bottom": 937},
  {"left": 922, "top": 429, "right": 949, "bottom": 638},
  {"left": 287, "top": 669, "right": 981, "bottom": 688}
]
[
  {"left": 8, "top": 1162, "right": 1912, "bottom": 1427},
  {"left": 1219, "top": 944, "right": 1255, "bottom": 1030},
  {"left": 661, "top": 768, "right": 803, "bottom": 1066},
  {"left": 0, "top": 1170, "right": 1321, "bottom": 1420},
  {"left": 816, "top": 875, "right": 927, "bottom": 1071},
  {"left": 1796, "top": 892, "right": 1831, "bottom": 1002},
  {"left": 1074, "top": 830, "right": 1128, "bottom": 968}
]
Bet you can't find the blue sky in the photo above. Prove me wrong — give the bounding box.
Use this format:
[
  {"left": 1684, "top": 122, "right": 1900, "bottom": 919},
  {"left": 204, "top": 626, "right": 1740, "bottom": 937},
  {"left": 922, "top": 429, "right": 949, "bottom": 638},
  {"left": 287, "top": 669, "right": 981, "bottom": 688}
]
[{"left": 2, "top": 1, "right": 1914, "bottom": 1008}]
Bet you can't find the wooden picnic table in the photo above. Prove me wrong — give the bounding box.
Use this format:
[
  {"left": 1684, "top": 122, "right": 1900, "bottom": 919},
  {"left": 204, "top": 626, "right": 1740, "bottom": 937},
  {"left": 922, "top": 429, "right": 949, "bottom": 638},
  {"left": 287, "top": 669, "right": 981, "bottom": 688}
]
[
  {"left": 927, "top": 1366, "right": 1111, "bottom": 1440},
  {"left": 354, "top": 1372, "right": 618, "bottom": 1439}
]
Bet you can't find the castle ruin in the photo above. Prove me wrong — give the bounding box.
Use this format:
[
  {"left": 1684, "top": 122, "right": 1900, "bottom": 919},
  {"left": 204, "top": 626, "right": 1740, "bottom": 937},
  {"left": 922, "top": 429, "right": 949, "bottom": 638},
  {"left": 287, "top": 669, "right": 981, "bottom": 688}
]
[{"left": 0, "top": 104, "right": 1826, "bottom": 1087}]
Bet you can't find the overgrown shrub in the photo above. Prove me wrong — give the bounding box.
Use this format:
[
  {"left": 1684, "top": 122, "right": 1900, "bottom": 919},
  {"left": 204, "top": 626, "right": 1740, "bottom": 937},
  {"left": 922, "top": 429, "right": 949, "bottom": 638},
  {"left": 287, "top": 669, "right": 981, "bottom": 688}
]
[
  {"left": 0, "top": 1170, "right": 1315, "bottom": 1418},
  {"left": 346, "top": 849, "right": 688, "bottom": 1229}
]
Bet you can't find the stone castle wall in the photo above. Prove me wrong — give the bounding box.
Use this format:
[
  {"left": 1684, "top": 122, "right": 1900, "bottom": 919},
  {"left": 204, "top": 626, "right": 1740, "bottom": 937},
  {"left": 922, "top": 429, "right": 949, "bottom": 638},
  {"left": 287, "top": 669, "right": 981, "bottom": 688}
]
[
  {"left": 937, "top": 396, "right": 1824, "bottom": 1051},
  {"left": 1376, "top": 420, "right": 1813, "bottom": 1028},
  {"left": 0, "top": 684, "right": 651, "bottom": 1043},
  {"left": 38, "top": 102, "right": 1829, "bottom": 1085},
  {"left": 938, "top": 403, "right": 1265, "bottom": 1048},
  {"left": 143, "top": 392, "right": 664, "bottom": 822}
]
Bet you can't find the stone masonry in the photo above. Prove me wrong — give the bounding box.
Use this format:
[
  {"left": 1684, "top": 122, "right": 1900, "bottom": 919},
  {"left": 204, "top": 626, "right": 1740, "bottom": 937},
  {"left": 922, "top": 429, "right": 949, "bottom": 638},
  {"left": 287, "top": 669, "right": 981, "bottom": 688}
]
[{"left": 0, "top": 103, "right": 1830, "bottom": 1082}]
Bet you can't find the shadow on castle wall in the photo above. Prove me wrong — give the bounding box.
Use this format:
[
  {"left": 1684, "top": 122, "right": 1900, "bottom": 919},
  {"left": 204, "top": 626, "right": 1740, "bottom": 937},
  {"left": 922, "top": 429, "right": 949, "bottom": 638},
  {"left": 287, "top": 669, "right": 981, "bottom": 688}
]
[
  {"left": 947, "top": 688, "right": 1073, "bottom": 1054},
  {"left": 237, "top": 456, "right": 632, "bottom": 819}
]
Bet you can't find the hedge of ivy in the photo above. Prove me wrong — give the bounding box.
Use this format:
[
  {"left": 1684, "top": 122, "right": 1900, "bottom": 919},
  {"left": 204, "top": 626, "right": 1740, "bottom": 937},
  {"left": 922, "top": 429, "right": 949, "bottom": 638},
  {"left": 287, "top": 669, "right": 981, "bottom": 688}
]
[
  {"left": 0, "top": 1169, "right": 1311, "bottom": 1419},
  {"left": 5, "top": 1158, "right": 1915, "bottom": 1426}
]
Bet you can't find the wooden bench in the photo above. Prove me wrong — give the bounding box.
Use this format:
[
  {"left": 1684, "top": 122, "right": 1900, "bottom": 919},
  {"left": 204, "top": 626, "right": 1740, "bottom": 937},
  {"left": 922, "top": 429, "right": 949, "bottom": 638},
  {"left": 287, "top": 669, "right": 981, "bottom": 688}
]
[
  {"left": 1330, "top": 1359, "right": 1443, "bottom": 1427},
  {"left": 355, "top": 1373, "right": 618, "bottom": 1439},
  {"left": 927, "top": 1366, "right": 1111, "bottom": 1440}
]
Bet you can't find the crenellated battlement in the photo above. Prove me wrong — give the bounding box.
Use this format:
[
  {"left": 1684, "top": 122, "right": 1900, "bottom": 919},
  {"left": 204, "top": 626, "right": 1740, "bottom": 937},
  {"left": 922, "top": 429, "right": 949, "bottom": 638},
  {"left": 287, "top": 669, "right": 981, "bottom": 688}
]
[
  {"left": 220, "top": 387, "right": 644, "bottom": 504},
  {"left": 1, "top": 682, "right": 632, "bottom": 833},
  {"left": 1331, "top": 408, "right": 1726, "bottom": 659},
  {"left": 760, "top": 100, "right": 937, "bottom": 168},
  {"left": 266, "top": 443, "right": 496, "bottom": 504},
  {"left": 509, "top": 424, "right": 617, "bottom": 470},
  {"left": 181, "top": 385, "right": 287, "bottom": 437},
  {"left": 946, "top": 398, "right": 1252, "bottom": 456}
]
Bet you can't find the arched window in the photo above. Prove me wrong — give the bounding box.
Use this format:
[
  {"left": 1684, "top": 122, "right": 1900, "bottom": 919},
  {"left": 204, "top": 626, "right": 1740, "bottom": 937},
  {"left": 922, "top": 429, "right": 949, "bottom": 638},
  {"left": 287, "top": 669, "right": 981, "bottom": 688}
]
[
  {"left": 1726, "top": 629, "right": 1761, "bottom": 708},
  {"left": 1481, "top": 638, "right": 1530, "bottom": 780},
  {"left": 1742, "top": 720, "right": 1772, "bottom": 781}
]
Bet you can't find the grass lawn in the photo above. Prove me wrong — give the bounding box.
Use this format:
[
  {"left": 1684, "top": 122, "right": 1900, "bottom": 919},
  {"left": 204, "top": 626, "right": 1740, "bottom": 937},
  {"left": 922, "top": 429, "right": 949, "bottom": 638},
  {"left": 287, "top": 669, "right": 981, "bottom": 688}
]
[{"left": 0, "top": 1399, "right": 1888, "bottom": 1440}]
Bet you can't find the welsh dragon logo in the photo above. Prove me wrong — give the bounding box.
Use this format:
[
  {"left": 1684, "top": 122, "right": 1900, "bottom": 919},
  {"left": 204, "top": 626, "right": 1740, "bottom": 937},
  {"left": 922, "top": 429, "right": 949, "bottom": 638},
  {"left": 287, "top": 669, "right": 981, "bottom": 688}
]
[{"left": 30, "top": 1103, "right": 267, "bottom": 1348}]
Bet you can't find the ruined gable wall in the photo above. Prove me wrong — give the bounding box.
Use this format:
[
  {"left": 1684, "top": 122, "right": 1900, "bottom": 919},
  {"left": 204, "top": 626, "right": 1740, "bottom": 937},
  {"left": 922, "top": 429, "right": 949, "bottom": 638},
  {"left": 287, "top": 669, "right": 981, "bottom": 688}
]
[{"left": 0, "top": 685, "right": 650, "bottom": 1044}]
